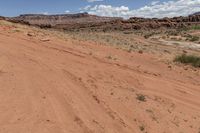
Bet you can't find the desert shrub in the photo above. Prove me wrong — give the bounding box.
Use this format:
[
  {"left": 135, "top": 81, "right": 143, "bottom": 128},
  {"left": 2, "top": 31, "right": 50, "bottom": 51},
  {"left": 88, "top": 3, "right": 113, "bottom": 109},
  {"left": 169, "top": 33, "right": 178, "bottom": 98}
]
[
  {"left": 189, "top": 36, "right": 199, "bottom": 42},
  {"left": 144, "top": 33, "right": 154, "bottom": 39},
  {"left": 181, "top": 25, "right": 200, "bottom": 31},
  {"left": 174, "top": 54, "right": 200, "bottom": 67},
  {"left": 185, "top": 34, "right": 199, "bottom": 42},
  {"left": 144, "top": 34, "right": 151, "bottom": 39},
  {"left": 39, "top": 24, "right": 52, "bottom": 29},
  {"left": 166, "top": 30, "right": 179, "bottom": 36},
  {"left": 139, "top": 125, "right": 145, "bottom": 131},
  {"left": 190, "top": 25, "right": 200, "bottom": 30},
  {"left": 136, "top": 94, "right": 146, "bottom": 102}
]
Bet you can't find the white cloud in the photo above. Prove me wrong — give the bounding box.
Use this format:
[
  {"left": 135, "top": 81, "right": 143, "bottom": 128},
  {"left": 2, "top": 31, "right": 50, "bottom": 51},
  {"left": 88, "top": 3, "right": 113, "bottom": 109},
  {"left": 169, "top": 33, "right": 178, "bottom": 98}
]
[
  {"left": 86, "top": 0, "right": 103, "bottom": 3},
  {"left": 81, "top": 0, "right": 200, "bottom": 18},
  {"left": 65, "top": 10, "right": 70, "bottom": 13},
  {"left": 81, "top": 5, "right": 91, "bottom": 10},
  {"left": 42, "top": 12, "right": 49, "bottom": 15},
  {"left": 151, "top": 1, "right": 160, "bottom": 6}
]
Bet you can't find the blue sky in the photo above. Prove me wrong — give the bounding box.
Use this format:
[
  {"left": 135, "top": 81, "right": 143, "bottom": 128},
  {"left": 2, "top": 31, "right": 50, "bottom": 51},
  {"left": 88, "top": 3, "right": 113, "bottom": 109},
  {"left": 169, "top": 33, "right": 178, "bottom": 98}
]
[
  {"left": 0, "top": 0, "right": 157, "bottom": 16},
  {"left": 0, "top": 0, "right": 200, "bottom": 18}
]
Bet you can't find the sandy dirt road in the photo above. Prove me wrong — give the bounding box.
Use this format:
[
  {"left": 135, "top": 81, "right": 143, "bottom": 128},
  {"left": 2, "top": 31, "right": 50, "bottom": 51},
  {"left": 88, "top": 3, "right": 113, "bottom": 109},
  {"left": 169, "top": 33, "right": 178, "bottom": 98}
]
[{"left": 0, "top": 24, "right": 200, "bottom": 133}]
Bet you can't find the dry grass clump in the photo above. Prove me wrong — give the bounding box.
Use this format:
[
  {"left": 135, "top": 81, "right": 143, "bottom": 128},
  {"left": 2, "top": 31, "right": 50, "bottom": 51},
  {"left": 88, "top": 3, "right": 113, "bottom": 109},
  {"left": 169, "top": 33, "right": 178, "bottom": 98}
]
[{"left": 174, "top": 54, "right": 200, "bottom": 67}]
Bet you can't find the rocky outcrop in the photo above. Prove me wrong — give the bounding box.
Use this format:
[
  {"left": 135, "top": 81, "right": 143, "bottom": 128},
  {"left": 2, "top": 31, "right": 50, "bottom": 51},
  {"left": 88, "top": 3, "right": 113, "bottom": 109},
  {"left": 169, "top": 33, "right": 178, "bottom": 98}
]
[
  {"left": 0, "top": 16, "right": 5, "bottom": 20},
  {"left": 126, "top": 15, "right": 200, "bottom": 29},
  {"left": 8, "top": 19, "right": 30, "bottom": 25},
  {"left": 6, "top": 13, "right": 200, "bottom": 31},
  {"left": 9, "top": 13, "right": 122, "bottom": 26},
  {"left": 191, "top": 12, "right": 200, "bottom": 16}
]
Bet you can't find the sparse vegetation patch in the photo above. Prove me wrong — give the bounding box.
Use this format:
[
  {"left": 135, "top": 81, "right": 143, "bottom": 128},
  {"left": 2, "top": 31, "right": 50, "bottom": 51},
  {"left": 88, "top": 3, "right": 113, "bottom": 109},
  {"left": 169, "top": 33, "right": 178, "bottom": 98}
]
[
  {"left": 188, "top": 36, "right": 199, "bottom": 42},
  {"left": 174, "top": 54, "right": 200, "bottom": 67},
  {"left": 190, "top": 25, "right": 200, "bottom": 30},
  {"left": 139, "top": 125, "right": 145, "bottom": 131}
]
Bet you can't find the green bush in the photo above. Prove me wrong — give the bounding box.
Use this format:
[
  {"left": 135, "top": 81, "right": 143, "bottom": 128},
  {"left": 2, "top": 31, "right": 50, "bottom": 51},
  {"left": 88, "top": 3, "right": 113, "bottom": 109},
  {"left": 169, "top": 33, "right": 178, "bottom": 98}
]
[
  {"left": 174, "top": 54, "right": 200, "bottom": 67},
  {"left": 190, "top": 25, "right": 200, "bottom": 30},
  {"left": 181, "top": 25, "right": 200, "bottom": 31}
]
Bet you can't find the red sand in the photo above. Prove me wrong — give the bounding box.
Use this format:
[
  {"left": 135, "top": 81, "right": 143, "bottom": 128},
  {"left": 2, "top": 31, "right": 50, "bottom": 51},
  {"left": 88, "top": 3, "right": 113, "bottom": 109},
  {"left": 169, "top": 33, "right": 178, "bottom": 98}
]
[{"left": 0, "top": 23, "right": 200, "bottom": 133}]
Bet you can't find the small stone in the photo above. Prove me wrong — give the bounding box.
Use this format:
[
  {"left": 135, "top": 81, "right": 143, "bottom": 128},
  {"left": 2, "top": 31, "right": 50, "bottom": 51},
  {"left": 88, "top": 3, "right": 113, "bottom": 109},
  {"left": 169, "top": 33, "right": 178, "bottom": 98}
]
[
  {"left": 138, "top": 50, "right": 143, "bottom": 54},
  {"left": 40, "top": 38, "right": 50, "bottom": 42},
  {"left": 27, "top": 32, "right": 35, "bottom": 37},
  {"left": 168, "top": 65, "right": 172, "bottom": 69},
  {"left": 182, "top": 50, "right": 187, "bottom": 54}
]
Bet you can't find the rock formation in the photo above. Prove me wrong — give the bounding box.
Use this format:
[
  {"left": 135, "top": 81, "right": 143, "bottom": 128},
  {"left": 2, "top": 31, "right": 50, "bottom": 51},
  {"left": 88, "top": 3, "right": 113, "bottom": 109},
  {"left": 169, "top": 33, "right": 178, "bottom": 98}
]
[{"left": 6, "top": 13, "right": 200, "bottom": 31}]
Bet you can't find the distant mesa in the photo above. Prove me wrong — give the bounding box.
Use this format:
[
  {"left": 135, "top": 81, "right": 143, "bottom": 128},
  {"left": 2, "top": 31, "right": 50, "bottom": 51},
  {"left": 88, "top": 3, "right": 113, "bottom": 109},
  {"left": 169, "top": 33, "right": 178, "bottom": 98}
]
[
  {"left": 193, "top": 11, "right": 200, "bottom": 15},
  {"left": 8, "top": 12, "right": 122, "bottom": 26},
  {"left": 0, "top": 16, "right": 5, "bottom": 20},
  {"left": 19, "top": 12, "right": 89, "bottom": 17},
  {"left": 4, "top": 12, "right": 200, "bottom": 31}
]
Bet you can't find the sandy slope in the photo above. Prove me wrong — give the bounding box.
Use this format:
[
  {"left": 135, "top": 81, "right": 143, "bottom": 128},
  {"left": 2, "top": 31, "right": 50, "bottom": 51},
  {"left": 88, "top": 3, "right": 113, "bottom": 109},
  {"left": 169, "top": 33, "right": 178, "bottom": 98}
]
[{"left": 0, "top": 22, "right": 200, "bottom": 133}]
